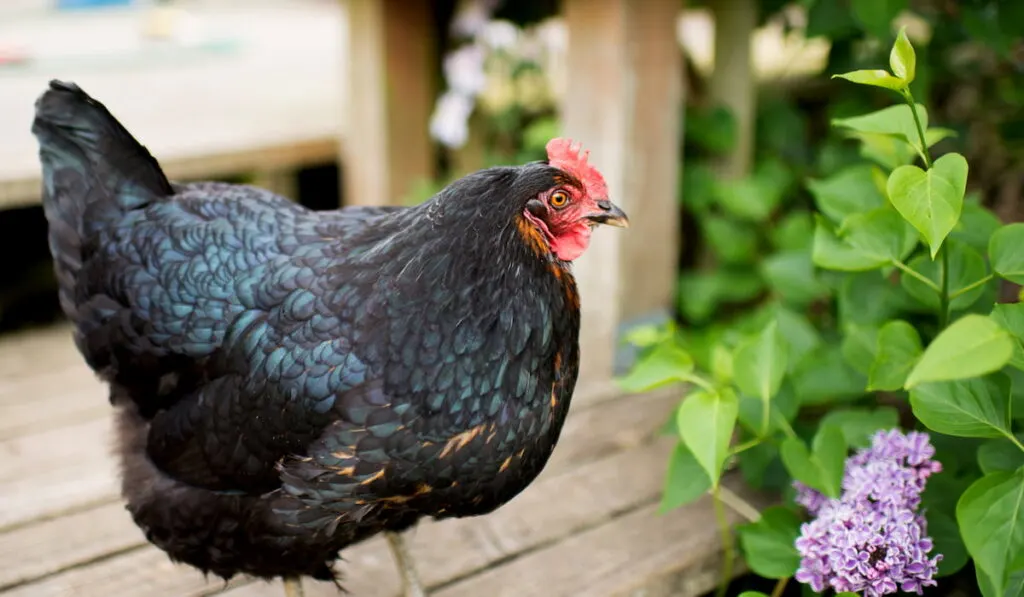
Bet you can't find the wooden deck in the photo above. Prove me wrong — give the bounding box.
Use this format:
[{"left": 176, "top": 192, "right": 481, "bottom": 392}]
[
  {"left": 0, "top": 1, "right": 343, "bottom": 209},
  {"left": 0, "top": 323, "right": 764, "bottom": 597}
]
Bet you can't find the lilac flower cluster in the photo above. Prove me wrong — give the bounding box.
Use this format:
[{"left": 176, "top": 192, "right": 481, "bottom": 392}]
[{"left": 793, "top": 429, "right": 944, "bottom": 596}]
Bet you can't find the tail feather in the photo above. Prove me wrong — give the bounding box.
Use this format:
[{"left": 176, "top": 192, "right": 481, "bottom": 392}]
[{"left": 32, "top": 80, "right": 173, "bottom": 318}]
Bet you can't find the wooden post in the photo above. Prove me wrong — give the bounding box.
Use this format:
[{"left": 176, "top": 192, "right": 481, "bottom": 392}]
[
  {"left": 561, "top": 0, "right": 683, "bottom": 390},
  {"left": 340, "top": 0, "right": 436, "bottom": 206},
  {"left": 708, "top": 0, "right": 757, "bottom": 179}
]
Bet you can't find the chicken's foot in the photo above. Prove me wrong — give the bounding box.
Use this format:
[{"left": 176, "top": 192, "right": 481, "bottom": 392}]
[
  {"left": 283, "top": 577, "right": 305, "bottom": 597},
  {"left": 385, "top": 531, "right": 427, "bottom": 597}
]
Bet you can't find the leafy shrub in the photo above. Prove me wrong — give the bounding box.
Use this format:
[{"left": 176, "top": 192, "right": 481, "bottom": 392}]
[{"left": 623, "top": 28, "right": 1024, "bottom": 597}]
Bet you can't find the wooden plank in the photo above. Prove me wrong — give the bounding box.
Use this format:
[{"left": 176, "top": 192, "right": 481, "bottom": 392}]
[
  {"left": 0, "top": 364, "right": 107, "bottom": 439},
  {"left": 5, "top": 437, "right": 674, "bottom": 597},
  {"left": 0, "top": 324, "right": 82, "bottom": 382},
  {"left": 340, "top": 0, "right": 435, "bottom": 206},
  {"left": 0, "top": 502, "right": 141, "bottom": 590},
  {"left": 0, "top": 375, "right": 675, "bottom": 586},
  {"left": 561, "top": 0, "right": 683, "bottom": 383},
  {"left": 432, "top": 475, "right": 763, "bottom": 597},
  {"left": 0, "top": 416, "right": 117, "bottom": 530},
  {"left": 0, "top": 546, "right": 246, "bottom": 597},
  {"left": 0, "top": 3, "right": 343, "bottom": 209}
]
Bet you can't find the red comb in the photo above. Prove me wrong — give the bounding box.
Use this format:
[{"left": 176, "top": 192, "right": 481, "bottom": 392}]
[{"left": 545, "top": 138, "right": 608, "bottom": 199}]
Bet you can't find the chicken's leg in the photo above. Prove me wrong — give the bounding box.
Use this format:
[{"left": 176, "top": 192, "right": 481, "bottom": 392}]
[
  {"left": 283, "top": 577, "right": 304, "bottom": 597},
  {"left": 385, "top": 531, "right": 427, "bottom": 597}
]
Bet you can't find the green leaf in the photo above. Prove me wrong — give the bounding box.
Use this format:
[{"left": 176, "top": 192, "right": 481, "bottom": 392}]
[
  {"left": 736, "top": 506, "right": 802, "bottom": 579},
  {"left": 887, "top": 153, "right": 970, "bottom": 258},
  {"left": 839, "top": 207, "right": 918, "bottom": 264},
  {"left": 838, "top": 271, "right": 906, "bottom": 325},
  {"left": 851, "top": 0, "right": 907, "bottom": 39},
  {"left": 733, "top": 320, "right": 789, "bottom": 415},
  {"left": 978, "top": 567, "right": 1024, "bottom": 597},
  {"left": 739, "top": 441, "right": 778, "bottom": 489},
  {"left": 792, "top": 344, "right": 867, "bottom": 405},
  {"left": 849, "top": 131, "right": 919, "bottom": 170},
  {"left": 710, "top": 344, "right": 734, "bottom": 385},
  {"left": 780, "top": 424, "right": 848, "bottom": 498},
  {"left": 677, "top": 268, "right": 765, "bottom": 323},
  {"left": 928, "top": 508, "right": 969, "bottom": 577},
  {"left": 771, "top": 210, "right": 815, "bottom": 251},
  {"left": 714, "top": 176, "right": 778, "bottom": 222},
  {"left": 737, "top": 593, "right": 770, "bottom": 597},
  {"left": 990, "top": 223, "right": 1024, "bottom": 284},
  {"left": 660, "top": 442, "right": 711, "bottom": 512},
  {"left": 833, "top": 104, "right": 929, "bottom": 156},
  {"left": 910, "top": 373, "right": 1013, "bottom": 438},
  {"left": 840, "top": 323, "right": 880, "bottom": 376},
  {"left": 906, "top": 314, "right": 1013, "bottom": 388},
  {"left": 957, "top": 469, "right": 1024, "bottom": 596},
  {"left": 617, "top": 342, "right": 695, "bottom": 392},
  {"left": 702, "top": 215, "right": 758, "bottom": 264},
  {"left": 805, "top": 0, "right": 858, "bottom": 39},
  {"left": 807, "top": 165, "right": 885, "bottom": 224},
  {"left": 868, "top": 319, "right": 923, "bottom": 390},
  {"left": 812, "top": 217, "right": 890, "bottom": 271},
  {"left": 978, "top": 437, "right": 1024, "bottom": 474},
  {"left": 761, "top": 250, "right": 827, "bottom": 306},
  {"left": 833, "top": 69, "right": 906, "bottom": 91},
  {"left": 819, "top": 407, "right": 901, "bottom": 448},
  {"left": 774, "top": 306, "right": 822, "bottom": 368},
  {"left": 737, "top": 382, "right": 799, "bottom": 437},
  {"left": 780, "top": 437, "right": 821, "bottom": 494},
  {"left": 992, "top": 303, "right": 1024, "bottom": 371},
  {"left": 676, "top": 388, "right": 738, "bottom": 488},
  {"left": 812, "top": 423, "right": 848, "bottom": 497},
  {"left": 900, "top": 240, "right": 989, "bottom": 311},
  {"left": 954, "top": 201, "right": 1003, "bottom": 254},
  {"left": 890, "top": 26, "right": 916, "bottom": 84}
]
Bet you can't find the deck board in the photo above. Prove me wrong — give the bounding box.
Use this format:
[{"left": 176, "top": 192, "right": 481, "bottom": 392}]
[
  {"left": 0, "top": 1, "right": 343, "bottom": 209},
  {"left": 0, "top": 323, "right": 757, "bottom": 596}
]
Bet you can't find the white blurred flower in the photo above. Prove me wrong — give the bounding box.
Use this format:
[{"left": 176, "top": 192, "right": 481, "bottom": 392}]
[
  {"left": 451, "top": 0, "right": 502, "bottom": 38},
  {"left": 444, "top": 44, "right": 488, "bottom": 96},
  {"left": 481, "top": 20, "right": 518, "bottom": 51},
  {"left": 429, "top": 90, "right": 475, "bottom": 148}
]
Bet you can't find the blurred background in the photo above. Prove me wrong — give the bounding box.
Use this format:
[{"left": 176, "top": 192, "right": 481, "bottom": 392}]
[{"left": 0, "top": 0, "right": 1021, "bottom": 595}]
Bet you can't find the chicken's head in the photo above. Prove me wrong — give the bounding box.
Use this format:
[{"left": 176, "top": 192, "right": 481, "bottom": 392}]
[{"left": 521, "top": 138, "right": 629, "bottom": 262}]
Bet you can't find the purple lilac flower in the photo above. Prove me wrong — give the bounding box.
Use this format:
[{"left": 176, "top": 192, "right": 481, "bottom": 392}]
[{"left": 793, "top": 429, "right": 943, "bottom": 596}]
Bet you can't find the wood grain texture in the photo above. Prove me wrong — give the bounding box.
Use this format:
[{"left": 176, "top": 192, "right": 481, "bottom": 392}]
[
  {"left": 0, "top": 322, "right": 709, "bottom": 596},
  {"left": 561, "top": 0, "right": 683, "bottom": 385},
  {"left": 340, "top": 0, "right": 435, "bottom": 207}
]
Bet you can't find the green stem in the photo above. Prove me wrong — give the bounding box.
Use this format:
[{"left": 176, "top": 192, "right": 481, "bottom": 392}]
[
  {"left": 1003, "top": 431, "right": 1024, "bottom": 453},
  {"left": 777, "top": 415, "right": 798, "bottom": 440},
  {"left": 771, "top": 577, "right": 790, "bottom": 597},
  {"left": 730, "top": 437, "right": 763, "bottom": 456},
  {"left": 902, "top": 89, "right": 933, "bottom": 169},
  {"left": 939, "top": 243, "right": 950, "bottom": 329},
  {"left": 902, "top": 88, "right": 949, "bottom": 327},
  {"left": 892, "top": 259, "right": 941, "bottom": 293},
  {"left": 948, "top": 274, "right": 994, "bottom": 301},
  {"left": 716, "top": 484, "right": 762, "bottom": 522},
  {"left": 712, "top": 484, "right": 734, "bottom": 597},
  {"left": 682, "top": 372, "right": 717, "bottom": 394}
]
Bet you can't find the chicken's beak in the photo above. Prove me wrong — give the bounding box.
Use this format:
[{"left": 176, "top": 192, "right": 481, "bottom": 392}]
[{"left": 585, "top": 200, "right": 630, "bottom": 228}]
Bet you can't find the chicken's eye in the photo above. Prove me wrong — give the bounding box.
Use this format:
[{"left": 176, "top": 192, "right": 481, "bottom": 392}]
[{"left": 549, "top": 190, "right": 570, "bottom": 208}]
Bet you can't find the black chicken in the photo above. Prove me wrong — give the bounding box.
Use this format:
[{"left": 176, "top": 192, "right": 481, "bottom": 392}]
[{"left": 32, "top": 80, "right": 628, "bottom": 596}]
